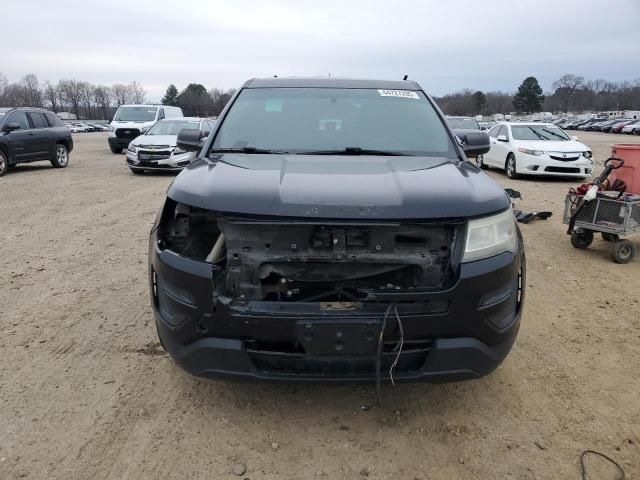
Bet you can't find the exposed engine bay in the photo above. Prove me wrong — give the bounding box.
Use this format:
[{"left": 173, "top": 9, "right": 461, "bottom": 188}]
[{"left": 158, "top": 201, "right": 461, "bottom": 302}]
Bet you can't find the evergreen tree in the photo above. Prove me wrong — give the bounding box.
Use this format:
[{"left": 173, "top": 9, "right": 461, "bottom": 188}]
[
  {"left": 161, "top": 84, "right": 179, "bottom": 106},
  {"left": 513, "top": 77, "right": 545, "bottom": 113}
]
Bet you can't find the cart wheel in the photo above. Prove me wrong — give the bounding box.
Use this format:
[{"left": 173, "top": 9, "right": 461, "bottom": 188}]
[
  {"left": 601, "top": 233, "right": 619, "bottom": 242},
  {"left": 610, "top": 240, "right": 636, "bottom": 264},
  {"left": 571, "top": 230, "right": 594, "bottom": 249}
]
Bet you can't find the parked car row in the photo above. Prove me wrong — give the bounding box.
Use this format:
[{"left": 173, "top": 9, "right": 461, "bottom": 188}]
[
  {"left": 552, "top": 117, "right": 640, "bottom": 135},
  {"left": 64, "top": 122, "right": 110, "bottom": 133}
]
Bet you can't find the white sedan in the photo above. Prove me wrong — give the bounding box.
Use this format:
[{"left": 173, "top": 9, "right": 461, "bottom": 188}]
[{"left": 480, "top": 122, "right": 593, "bottom": 179}]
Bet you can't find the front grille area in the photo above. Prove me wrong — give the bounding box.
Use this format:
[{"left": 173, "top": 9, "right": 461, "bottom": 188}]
[
  {"left": 115, "top": 128, "right": 141, "bottom": 139},
  {"left": 138, "top": 150, "right": 172, "bottom": 161},
  {"left": 545, "top": 166, "right": 581, "bottom": 174},
  {"left": 549, "top": 153, "right": 580, "bottom": 161},
  {"left": 247, "top": 345, "right": 431, "bottom": 376}
]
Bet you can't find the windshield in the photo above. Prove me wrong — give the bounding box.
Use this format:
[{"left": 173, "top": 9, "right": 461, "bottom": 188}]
[
  {"left": 211, "top": 88, "right": 456, "bottom": 157},
  {"left": 511, "top": 125, "right": 570, "bottom": 141},
  {"left": 114, "top": 106, "right": 158, "bottom": 122},
  {"left": 147, "top": 120, "right": 200, "bottom": 136},
  {"left": 447, "top": 117, "right": 480, "bottom": 130}
]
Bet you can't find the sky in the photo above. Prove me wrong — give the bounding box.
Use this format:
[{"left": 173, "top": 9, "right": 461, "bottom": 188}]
[{"left": 2, "top": 0, "right": 639, "bottom": 101}]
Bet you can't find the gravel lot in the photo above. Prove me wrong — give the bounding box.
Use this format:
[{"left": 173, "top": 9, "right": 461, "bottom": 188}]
[{"left": 1, "top": 131, "right": 639, "bottom": 479}]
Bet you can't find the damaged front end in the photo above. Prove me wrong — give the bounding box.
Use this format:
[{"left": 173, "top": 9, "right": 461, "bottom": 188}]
[
  {"left": 157, "top": 200, "right": 463, "bottom": 303},
  {"left": 151, "top": 199, "right": 523, "bottom": 382}
]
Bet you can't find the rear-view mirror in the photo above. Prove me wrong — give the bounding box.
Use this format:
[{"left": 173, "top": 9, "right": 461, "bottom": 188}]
[
  {"left": 4, "top": 122, "right": 21, "bottom": 132},
  {"left": 497, "top": 135, "right": 508, "bottom": 142},
  {"left": 572, "top": 135, "right": 578, "bottom": 140},
  {"left": 176, "top": 128, "right": 205, "bottom": 152}
]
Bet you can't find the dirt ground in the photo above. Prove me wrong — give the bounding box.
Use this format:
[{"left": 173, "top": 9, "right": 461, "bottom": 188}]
[{"left": 1, "top": 131, "right": 639, "bottom": 479}]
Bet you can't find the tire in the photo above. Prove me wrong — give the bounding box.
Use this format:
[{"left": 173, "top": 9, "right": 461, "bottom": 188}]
[
  {"left": 601, "top": 232, "right": 619, "bottom": 242},
  {"left": 505, "top": 153, "right": 519, "bottom": 179},
  {"left": 477, "top": 155, "right": 488, "bottom": 170},
  {"left": 110, "top": 146, "right": 123, "bottom": 154},
  {"left": 0, "top": 150, "right": 8, "bottom": 177},
  {"left": 610, "top": 240, "right": 635, "bottom": 264},
  {"left": 51, "top": 144, "right": 69, "bottom": 168},
  {"left": 130, "top": 167, "right": 144, "bottom": 175},
  {"left": 571, "top": 230, "right": 594, "bottom": 249}
]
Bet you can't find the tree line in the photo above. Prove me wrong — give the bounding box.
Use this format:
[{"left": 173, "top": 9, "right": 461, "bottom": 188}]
[
  {"left": 2, "top": 72, "right": 638, "bottom": 120},
  {"left": 0, "top": 73, "right": 236, "bottom": 120},
  {"left": 434, "top": 74, "right": 640, "bottom": 116}
]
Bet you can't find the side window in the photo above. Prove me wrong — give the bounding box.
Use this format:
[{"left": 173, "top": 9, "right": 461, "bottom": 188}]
[
  {"left": 201, "top": 120, "right": 212, "bottom": 135},
  {"left": 501, "top": 126, "right": 510, "bottom": 140},
  {"left": 488, "top": 125, "right": 499, "bottom": 138},
  {"left": 7, "top": 112, "right": 30, "bottom": 130},
  {"left": 496, "top": 125, "right": 506, "bottom": 139},
  {"left": 28, "top": 112, "right": 47, "bottom": 129},
  {"left": 158, "top": 109, "right": 165, "bottom": 120},
  {"left": 44, "top": 112, "right": 62, "bottom": 127}
]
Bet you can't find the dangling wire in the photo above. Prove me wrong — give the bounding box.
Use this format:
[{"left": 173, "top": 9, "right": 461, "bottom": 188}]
[
  {"left": 375, "top": 303, "right": 394, "bottom": 407},
  {"left": 389, "top": 304, "right": 405, "bottom": 386}
]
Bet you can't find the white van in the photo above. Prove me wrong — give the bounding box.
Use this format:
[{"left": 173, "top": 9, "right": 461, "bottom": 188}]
[{"left": 108, "top": 105, "right": 183, "bottom": 153}]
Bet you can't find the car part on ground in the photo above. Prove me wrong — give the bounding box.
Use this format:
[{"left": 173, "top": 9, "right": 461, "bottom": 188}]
[{"left": 513, "top": 210, "right": 553, "bottom": 224}]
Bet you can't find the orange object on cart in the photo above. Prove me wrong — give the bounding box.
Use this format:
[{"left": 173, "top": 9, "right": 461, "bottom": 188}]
[{"left": 610, "top": 144, "right": 640, "bottom": 195}]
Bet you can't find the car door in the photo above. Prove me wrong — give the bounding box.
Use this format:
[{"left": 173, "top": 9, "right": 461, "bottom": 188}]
[
  {"left": 4, "top": 111, "right": 36, "bottom": 163},
  {"left": 26, "top": 112, "right": 53, "bottom": 160},
  {"left": 485, "top": 125, "right": 502, "bottom": 166},
  {"left": 488, "top": 125, "right": 510, "bottom": 167}
]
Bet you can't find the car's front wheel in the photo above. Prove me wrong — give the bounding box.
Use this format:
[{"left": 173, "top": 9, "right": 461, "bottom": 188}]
[
  {"left": 505, "top": 153, "right": 519, "bottom": 179},
  {"left": 130, "top": 168, "right": 144, "bottom": 175},
  {"left": 51, "top": 144, "right": 69, "bottom": 168},
  {"left": 0, "top": 150, "right": 8, "bottom": 177},
  {"left": 110, "top": 146, "right": 123, "bottom": 154},
  {"left": 477, "top": 155, "right": 489, "bottom": 170}
]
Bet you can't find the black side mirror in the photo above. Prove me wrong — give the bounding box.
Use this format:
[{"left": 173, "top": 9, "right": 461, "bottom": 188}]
[
  {"left": 454, "top": 130, "right": 490, "bottom": 157},
  {"left": 4, "top": 122, "right": 21, "bottom": 133},
  {"left": 176, "top": 128, "right": 205, "bottom": 152}
]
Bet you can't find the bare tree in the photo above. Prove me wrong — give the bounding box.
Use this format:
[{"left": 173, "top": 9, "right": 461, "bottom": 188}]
[
  {"left": 209, "top": 87, "right": 236, "bottom": 115},
  {"left": 112, "top": 83, "right": 129, "bottom": 106},
  {"left": 43, "top": 81, "right": 61, "bottom": 112},
  {"left": 93, "top": 85, "right": 112, "bottom": 120},
  {"left": 20, "top": 74, "right": 44, "bottom": 107},
  {"left": 59, "top": 79, "right": 86, "bottom": 119},
  {"left": 552, "top": 74, "right": 584, "bottom": 112},
  {"left": 128, "top": 81, "right": 146, "bottom": 104}
]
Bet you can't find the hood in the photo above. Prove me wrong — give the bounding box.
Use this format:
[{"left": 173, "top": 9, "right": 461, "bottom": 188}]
[
  {"left": 512, "top": 139, "right": 588, "bottom": 152},
  {"left": 130, "top": 135, "right": 177, "bottom": 148},
  {"left": 110, "top": 120, "right": 156, "bottom": 129},
  {"left": 168, "top": 154, "right": 510, "bottom": 219}
]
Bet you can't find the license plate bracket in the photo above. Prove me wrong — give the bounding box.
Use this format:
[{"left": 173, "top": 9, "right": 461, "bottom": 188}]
[{"left": 296, "top": 319, "right": 380, "bottom": 355}]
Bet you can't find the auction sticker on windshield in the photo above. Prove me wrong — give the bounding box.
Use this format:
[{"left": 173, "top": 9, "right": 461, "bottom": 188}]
[{"left": 377, "top": 89, "right": 419, "bottom": 99}]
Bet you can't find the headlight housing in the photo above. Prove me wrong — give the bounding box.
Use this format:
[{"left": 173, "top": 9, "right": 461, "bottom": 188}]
[
  {"left": 463, "top": 209, "right": 517, "bottom": 262},
  {"left": 174, "top": 147, "right": 187, "bottom": 155},
  {"left": 127, "top": 145, "right": 138, "bottom": 154},
  {"left": 517, "top": 147, "right": 544, "bottom": 156},
  {"left": 584, "top": 150, "right": 592, "bottom": 159}
]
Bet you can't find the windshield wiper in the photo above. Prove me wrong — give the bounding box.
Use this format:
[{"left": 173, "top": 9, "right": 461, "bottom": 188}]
[
  {"left": 541, "top": 128, "right": 567, "bottom": 140},
  {"left": 209, "top": 147, "right": 290, "bottom": 155},
  {"left": 297, "top": 147, "right": 408, "bottom": 156}
]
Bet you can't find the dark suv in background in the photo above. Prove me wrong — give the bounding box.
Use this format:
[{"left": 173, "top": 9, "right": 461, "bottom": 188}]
[{"left": 0, "top": 107, "right": 73, "bottom": 177}]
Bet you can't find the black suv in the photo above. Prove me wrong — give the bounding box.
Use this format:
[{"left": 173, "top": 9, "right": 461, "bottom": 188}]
[
  {"left": 150, "top": 78, "right": 525, "bottom": 383},
  {"left": 0, "top": 107, "right": 73, "bottom": 177}
]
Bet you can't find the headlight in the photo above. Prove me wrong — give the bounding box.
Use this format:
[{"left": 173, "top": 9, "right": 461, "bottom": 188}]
[
  {"left": 127, "top": 145, "right": 138, "bottom": 154},
  {"left": 584, "top": 150, "right": 592, "bottom": 159},
  {"left": 463, "top": 209, "right": 517, "bottom": 263},
  {"left": 517, "top": 147, "right": 544, "bottom": 156},
  {"left": 174, "top": 147, "right": 187, "bottom": 155},
  {"left": 109, "top": 125, "right": 115, "bottom": 132}
]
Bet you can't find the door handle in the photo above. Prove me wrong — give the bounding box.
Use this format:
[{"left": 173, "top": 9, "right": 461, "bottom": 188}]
[{"left": 27, "top": 132, "right": 35, "bottom": 136}]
